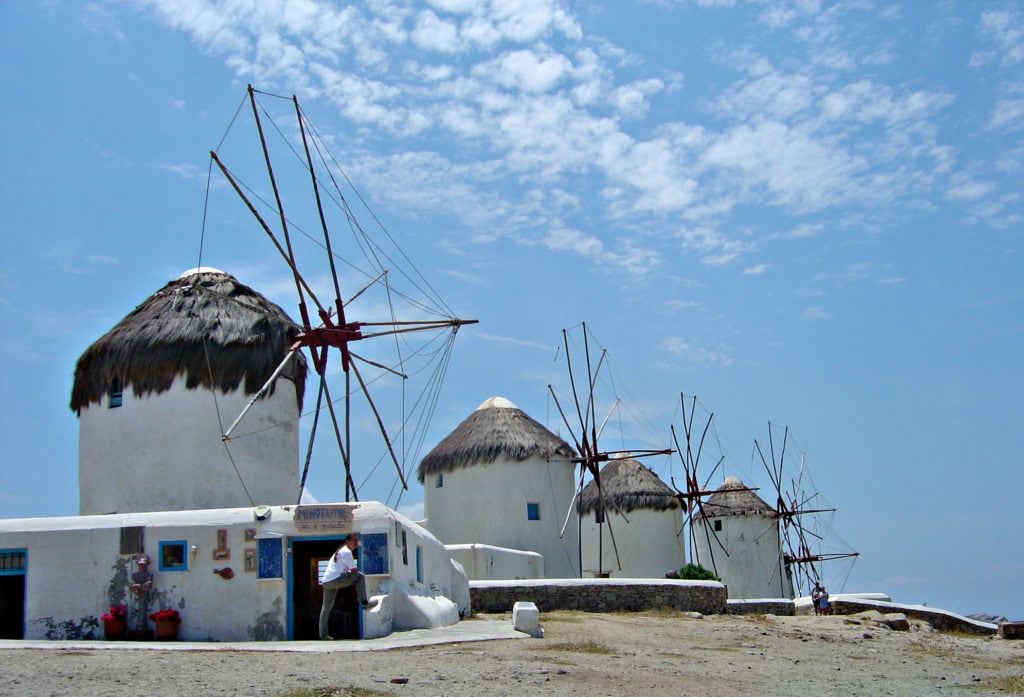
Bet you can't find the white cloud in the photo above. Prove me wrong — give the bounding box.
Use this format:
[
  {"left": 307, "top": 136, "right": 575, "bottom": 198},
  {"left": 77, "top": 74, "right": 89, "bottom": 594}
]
[
  {"left": 155, "top": 161, "right": 208, "bottom": 182},
  {"left": 476, "top": 49, "right": 572, "bottom": 93},
  {"left": 427, "top": 0, "right": 478, "bottom": 13},
  {"left": 85, "top": 254, "right": 120, "bottom": 266},
  {"left": 659, "top": 337, "right": 733, "bottom": 368},
  {"left": 475, "top": 333, "right": 556, "bottom": 351},
  {"left": 714, "top": 69, "right": 817, "bottom": 121},
  {"left": 610, "top": 78, "right": 665, "bottom": 117},
  {"left": 81, "top": 2, "right": 128, "bottom": 43},
  {"left": 990, "top": 92, "right": 1024, "bottom": 131},
  {"left": 977, "top": 9, "right": 1024, "bottom": 67},
  {"left": 946, "top": 178, "right": 995, "bottom": 202},
  {"left": 702, "top": 119, "right": 864, "bottom": 212},
  {"left": 411, "top": 9, "right": 461, "bottom": 52},
  {"left": 674, "top": 225, "right": 748, "bottom": 266},
  {"left": 743, "top": 264, "right": 768, "bottom": 275},
  {"left": 542, "top": 225, "right": 661, "bottom": 274},
  {"left": 801, "top": 306, "right": 829, "bottom": 320},
  {"left": 820, "top": 81, "right": 953, "bottom": 127}
]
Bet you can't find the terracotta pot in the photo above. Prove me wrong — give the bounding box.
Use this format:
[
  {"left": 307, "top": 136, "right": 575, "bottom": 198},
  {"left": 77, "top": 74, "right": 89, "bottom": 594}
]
[
  {"left": 103, "top": 618, "right": 126, "bottom": 640},
  {"left": 154, "top": 619, "right": 180, "bottom": 641}
]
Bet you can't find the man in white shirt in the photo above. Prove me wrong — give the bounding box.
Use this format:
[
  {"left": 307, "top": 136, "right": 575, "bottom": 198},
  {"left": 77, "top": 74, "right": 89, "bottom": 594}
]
[{"left": 319, "top": 532, "right": 378, "bottom": 640}]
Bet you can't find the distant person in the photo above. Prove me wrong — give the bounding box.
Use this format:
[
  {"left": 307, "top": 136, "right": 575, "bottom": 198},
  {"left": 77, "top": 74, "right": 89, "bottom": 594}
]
[
  {"left": 319, "top": 533, "right": 378, "bottom": 640},
  {"left": 129, "top": 554, "right": 154, "bottom": 632},
  {"left": 812, "top": 583, "right": 824, "bottom": 616},
  {"left": 818, "top": 586, "right": 830, "bottom": 616}
]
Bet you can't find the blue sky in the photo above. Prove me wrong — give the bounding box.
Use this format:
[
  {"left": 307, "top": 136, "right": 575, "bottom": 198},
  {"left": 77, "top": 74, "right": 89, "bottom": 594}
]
[{"left": 1, "top": 1, "right": 1021, "bottom": 619}]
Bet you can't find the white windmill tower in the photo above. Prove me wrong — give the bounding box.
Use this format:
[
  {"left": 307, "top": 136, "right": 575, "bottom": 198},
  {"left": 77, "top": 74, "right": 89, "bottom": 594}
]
[
  {"left": 417, "top": 396, "right": 580, "bottom": 579},
  {"left": 692, "top": 476, "right": 794, "bottom": 599},
  {"left": 71, "top": 267, "right": 306, "bottom": 514},
  {"left": 577, "top": 457, "right": 684, "bottom": 578}
]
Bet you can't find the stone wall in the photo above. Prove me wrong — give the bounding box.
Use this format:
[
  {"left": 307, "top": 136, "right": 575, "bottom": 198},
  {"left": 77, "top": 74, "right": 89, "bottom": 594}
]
[
  {"left": 727, "top": 599, "right": 795, "bottom": 616},
  {"left": 470, "top": 579, "right": 726, "bottom": 614},
  {"left": 831, "top": 598, "right": 997, "bottom": 635}
]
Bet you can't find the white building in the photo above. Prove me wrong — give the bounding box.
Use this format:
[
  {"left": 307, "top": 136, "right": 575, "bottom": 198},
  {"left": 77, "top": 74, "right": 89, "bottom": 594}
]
[
  {"left": 0, "top": 268, "right": 468, "bottom": 641},
  {"left": 417, "top": 397, "right": 581, "bottom": 579},
  {"left": 577, "top": 458, "right": 685, "bottom": 578},
  {"left": 692, "top": 476, "right": 794, "bottom": 599},
  {"left": 0, "top": 503, "right": 467, "bottom": 641},
  {"left": 71, "top": 268, "right": 305, "bottom": 514}
]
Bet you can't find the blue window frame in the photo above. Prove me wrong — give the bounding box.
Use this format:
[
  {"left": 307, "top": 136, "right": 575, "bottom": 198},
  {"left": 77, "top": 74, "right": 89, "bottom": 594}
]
[
  {"left": 108, "top": 378, "right": 123, "bottom": 408},
  {"left": 0, "top": 548, "right": 27, "bottom": 575},
  {"left": 415, "top": 546, "right": 423, "bottom": 584},
  {"left": 360, "top": 533, "right": 389, "bottom": 576},
  {"left": 258, "top": 537, "right": 283, "bottom": 579},
  {"left": 527, "top": 502, "right": 540, "bottom": 521},
  {"left": 435, "top": 473, "right": 443, "bottom": 487},
  {"left": 158, "top": 540, "right": 188, "bottom": 571}
]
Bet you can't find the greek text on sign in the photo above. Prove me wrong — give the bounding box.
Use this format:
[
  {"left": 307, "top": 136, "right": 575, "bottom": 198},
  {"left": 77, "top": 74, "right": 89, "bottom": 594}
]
[{"left": 294, "top": 505, "right": 355, "bottom": 531}]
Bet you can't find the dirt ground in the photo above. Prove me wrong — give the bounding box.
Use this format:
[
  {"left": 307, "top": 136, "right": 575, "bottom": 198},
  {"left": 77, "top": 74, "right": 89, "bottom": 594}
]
[{"left": 2, "top": 610, "right": 1022, "bottom": 697}]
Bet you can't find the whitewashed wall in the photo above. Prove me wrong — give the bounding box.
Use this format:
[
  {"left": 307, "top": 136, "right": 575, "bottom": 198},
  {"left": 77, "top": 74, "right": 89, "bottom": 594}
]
[
  {"left": 693, "top": 513, "right": 794, "bottom": 599},
  {"left": 423, "top": 455, "right": 580, "bottom": 579},
  {"left": 0, "top": 502, "right": 467, "bottom": 641},
  {"left": 78, "top": 375, "right": 299, "bottom": 514},
  {"left": 579, "top": 507, "right": 685, "bottom": 579},
  {"left": 446, "top": 543, "right": 543, "bottom": 580}
]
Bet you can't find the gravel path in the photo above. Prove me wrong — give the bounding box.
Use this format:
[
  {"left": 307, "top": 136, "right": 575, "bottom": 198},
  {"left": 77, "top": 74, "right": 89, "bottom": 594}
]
[{"left": 2, "top": 611, "right": 1022, "bottom": 696}]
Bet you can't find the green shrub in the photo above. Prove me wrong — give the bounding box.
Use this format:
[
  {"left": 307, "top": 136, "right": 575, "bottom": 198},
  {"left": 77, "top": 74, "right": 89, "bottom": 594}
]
[{"left": 677, "top": 563, "right": 721, "bottom": 581}]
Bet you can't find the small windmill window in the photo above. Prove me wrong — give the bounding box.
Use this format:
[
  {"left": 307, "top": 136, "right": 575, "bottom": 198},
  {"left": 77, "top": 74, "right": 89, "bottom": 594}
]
[
  {"left": 594, "top": 506, "right": 604, "bottom": 524},
  {"left": 714, "top": 519, "right": 723, "bottom": 532},
  {"left": 435, "top": 473, "right": 443, "bottom": 488},
  {"left": 527, "top": 503, "right": 540, "bottom": 521},
  {"left": 108, "top": 378, "right": 123, "bottom": 408}
]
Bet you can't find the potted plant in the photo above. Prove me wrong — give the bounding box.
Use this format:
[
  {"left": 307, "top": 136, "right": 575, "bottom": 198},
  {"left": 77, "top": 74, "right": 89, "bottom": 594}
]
[
  {"left": 149, "top": 608, "right": 181, "bottom": 640},
  {"left": 100, "top": 604, "right": 127, "bottom": 640}
]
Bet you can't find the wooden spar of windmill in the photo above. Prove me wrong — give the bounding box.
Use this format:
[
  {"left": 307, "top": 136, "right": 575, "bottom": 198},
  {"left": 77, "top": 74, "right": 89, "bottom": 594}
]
[
  {"left": 755, "top": 422, "right": 859, "bottom": 596},
  {"left": 547, "top": 322, "right": 672, "bottom": 576},
  {"left": 205, "top": 85, "right": 477, "bottom": 505},
  {"left": 668, "top": 394, "right": 760, "bottom": 577}
]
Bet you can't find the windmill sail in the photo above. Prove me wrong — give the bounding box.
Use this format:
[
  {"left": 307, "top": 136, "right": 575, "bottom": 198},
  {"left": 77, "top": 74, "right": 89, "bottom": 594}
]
[{"left": 201, "top": 86, "right": 476, "bottom": 507}]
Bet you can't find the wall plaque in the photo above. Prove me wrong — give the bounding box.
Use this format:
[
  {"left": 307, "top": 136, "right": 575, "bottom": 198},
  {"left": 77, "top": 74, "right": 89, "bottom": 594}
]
[{"left": 293, "top": 504, "right": 355, "bottom": 531}]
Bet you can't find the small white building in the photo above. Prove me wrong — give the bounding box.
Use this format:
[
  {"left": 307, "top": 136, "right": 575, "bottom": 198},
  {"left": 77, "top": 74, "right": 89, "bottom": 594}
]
[
  {"left": 0, "top": 502, "right": 468, "bottom": 641},
  {"left": 70, "top": 268, "right": 306, "bottom": 514},
  {"left": 578, "top": 458, "right": 685, "bottom": 578},
  {"left": 692, "top": 476, "right": 794, "bottom": 599},
  {"left": 0, "top": 268, "right": 469, "bottom": 641},
  {"left": 417, "top": 397, "right": 581, "bottom": 579}
]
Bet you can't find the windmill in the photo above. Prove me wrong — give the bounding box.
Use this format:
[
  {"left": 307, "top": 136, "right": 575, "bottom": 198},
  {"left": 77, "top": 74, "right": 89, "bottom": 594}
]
[
  {"left": 668, "top": 394, "right": 759, "bottom": 578},
  {"left": 201, "top": 85, "right": 476, "bottom": 507},
  {"left": 755, "top": 422, "right": 859, "bottom": 597},
  {"left": 547, "top": 322, "right": 672, "bottom": 576}
]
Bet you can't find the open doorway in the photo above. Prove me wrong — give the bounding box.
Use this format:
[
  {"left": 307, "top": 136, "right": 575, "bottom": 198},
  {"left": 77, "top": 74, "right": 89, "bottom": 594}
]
[
  {"left": 290, "top": 537, "right": 349, "bottom": 640},
  {"left": 0, "top": 575, "right": 25, "bottom": 639}
]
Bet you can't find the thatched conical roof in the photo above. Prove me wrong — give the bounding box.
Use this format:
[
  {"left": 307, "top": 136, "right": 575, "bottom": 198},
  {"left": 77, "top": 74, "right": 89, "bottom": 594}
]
[
  {"left": 70, "top": 268, "right": 307, "bottom": 412},
  {"left": 698, "top": 476, "right": 774, "bottom": 519},
  {"left": 577, "top": 457, "right": 680, "bottom": 515},
  {"left": 416, "top": 396, "right": 575, "bottom": 482}
]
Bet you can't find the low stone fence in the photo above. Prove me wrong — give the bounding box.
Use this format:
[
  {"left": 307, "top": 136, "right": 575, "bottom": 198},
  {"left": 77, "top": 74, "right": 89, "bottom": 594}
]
[
  {"left": 727, "top": 599, "right": 795, "bottom": 616},
  {"left": 470, "top": 579, "right": 726, "bottom": 615},
  {"left": 830, "top": 598, "right": 998, "bottom": 635}
]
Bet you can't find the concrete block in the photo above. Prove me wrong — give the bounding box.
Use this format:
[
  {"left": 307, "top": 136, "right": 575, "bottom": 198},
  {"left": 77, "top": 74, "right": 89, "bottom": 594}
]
[{"left": 513, "top": 601, "right": 543, "bottom": 638}]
